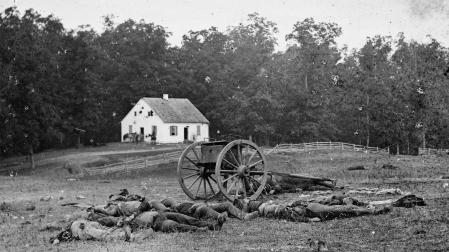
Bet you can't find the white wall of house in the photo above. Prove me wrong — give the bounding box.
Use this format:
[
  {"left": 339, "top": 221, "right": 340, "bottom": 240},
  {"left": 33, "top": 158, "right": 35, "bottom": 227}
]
[
  {"left": 120, "top": 99, "right": 162, "bottom": 142},
  {"left": 120, "top": 99, "right": 209, "bottom": 143},
  {"left": 159, "top": 123, "right": 209, "bottom": 143}
]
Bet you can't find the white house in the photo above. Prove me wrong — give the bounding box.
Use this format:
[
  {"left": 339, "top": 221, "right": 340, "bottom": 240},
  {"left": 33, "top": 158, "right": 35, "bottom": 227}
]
[{"left": 121, "top": 94, "right": 209, "bottom": 143}]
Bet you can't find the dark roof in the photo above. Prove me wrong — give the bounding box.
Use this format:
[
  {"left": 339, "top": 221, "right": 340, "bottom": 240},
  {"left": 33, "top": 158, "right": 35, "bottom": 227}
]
[{"left": 142, "top": 97, "right": 209, "bottom": 124}]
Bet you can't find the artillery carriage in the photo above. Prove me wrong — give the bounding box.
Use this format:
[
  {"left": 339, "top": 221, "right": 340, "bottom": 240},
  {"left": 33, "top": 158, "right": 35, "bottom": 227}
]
[
  {"left": 177, "top": 139, "right": 268, "bottom": 201},
  {"left": 177, "top": 138, "right": 336, "bottom": 201}
]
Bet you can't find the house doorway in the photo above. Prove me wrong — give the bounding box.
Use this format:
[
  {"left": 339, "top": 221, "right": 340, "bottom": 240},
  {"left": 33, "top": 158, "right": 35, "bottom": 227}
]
[
  {"left": 184, "top": 127, "right": 188, "bottom": 141},
  {"left": 140, "top": 127, "right": 144, "bottom": 135},
  {"left": 151, "top": 125, "right": 157, "bottom": 144},
  {"left": 151, "top": 126, "right": 157, "bottom": 137}
]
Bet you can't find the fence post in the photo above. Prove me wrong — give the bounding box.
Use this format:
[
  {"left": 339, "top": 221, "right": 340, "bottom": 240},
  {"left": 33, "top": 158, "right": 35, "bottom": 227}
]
[
  {"left": 304, "top": 143, "right": 306, "bottom": 151},
  {"left": 428, "top": 148, "right": 430, "bottom": 155},
  {"left": 290, "top": 143, "right": 293, "bottom": 152},
  {"left": 144, "top": 159, "right": 147, "bottom": 169},
  {"left": 341, "top": 142, "right": 343, "bottom": 150},
  {"left": 353, "top": 144, "right": 355, "bottom": 150},
  {"left": 376, "top": 147, "right": 379, "bottom": 152}
]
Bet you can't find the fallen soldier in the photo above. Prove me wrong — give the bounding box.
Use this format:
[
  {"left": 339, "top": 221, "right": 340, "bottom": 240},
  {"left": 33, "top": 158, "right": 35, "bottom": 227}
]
[
  {"left": 234, "top": 194, "right": 425, "bottom": 222},
  {"left": 105, "top": 190, "right": 257, "bottom": 221},
  {"left": 107, "top": 188, "right": 145, "bottom": 202},
  {"left": 92, "top": 194, "right": 243, "bottom": 224},
  {"left": 160, "top": 198, "right": 258, "bottom": 221},
  {"left": 89, "top": 199, "right": 225, "bottom": 231},
  {"left": 51, "top": 219, "right": 141, "bottom": 243},
  {"left": 265, "top": 172, "right": 336, "bottom": 194}
]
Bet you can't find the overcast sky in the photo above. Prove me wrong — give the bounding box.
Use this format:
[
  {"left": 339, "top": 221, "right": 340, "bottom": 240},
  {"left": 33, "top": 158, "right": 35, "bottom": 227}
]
[{"left": 2, "top": 0, "right": 449, "bottom": 51}]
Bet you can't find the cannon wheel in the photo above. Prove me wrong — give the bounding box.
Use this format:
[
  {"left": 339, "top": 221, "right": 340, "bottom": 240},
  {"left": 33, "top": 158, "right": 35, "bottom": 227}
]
[
  {"left": 177, "top": 141, "right": 220, "bottom": 200},
  {"left": 215, "top": 139, "right": 268, "bottom": 201}
]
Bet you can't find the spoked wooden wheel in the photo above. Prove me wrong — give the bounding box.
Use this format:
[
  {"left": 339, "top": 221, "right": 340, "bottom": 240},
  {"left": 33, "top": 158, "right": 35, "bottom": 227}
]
[
  {"left": 177, "top": 141, "right": 220, "bottom": 200},
  {"left": 215, "top": 140, "right": 268, "bottom": 201}
]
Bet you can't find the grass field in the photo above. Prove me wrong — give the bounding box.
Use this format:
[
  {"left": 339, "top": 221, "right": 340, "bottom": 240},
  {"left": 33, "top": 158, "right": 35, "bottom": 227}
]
[
  {"left": 1, "top": 147, "right": 449, "bottom": 251},
  {"left": 0, "top": 142, "right": 185, "bottom": 177}
]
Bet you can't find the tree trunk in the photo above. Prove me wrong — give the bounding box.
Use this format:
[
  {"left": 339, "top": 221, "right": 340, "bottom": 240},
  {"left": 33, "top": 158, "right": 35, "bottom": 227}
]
[
  {"left": 407, "top": 139, "right": 410, "bottom": 155},
  {"left": 365, "top": 95, "right": 370, "bottom": 147},
  {"left": 77, "top": 134, "right": 81, "bottom": 148},
  {"left": 29, "top": 147, "right": 35, "bottom": 170},
  {"left": 265, "top": 134, "right": 270, "bottom": 147},
  {"left": 422, "top": 130, "right": 426, "bottom": 148},
  {"left": 304, "top": 75, "right": 308, "bottom": 91}
]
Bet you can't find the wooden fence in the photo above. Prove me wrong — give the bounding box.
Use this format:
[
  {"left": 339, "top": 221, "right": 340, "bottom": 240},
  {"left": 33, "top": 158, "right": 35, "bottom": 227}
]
[
  {"left": 265, "top": 142, "right": 389, "bottom": 155},
  {"left": 84, "top": 141, "right": 390, "bottom": 176},
  {"left": 418, "top": 147, "right": 449, "bottom": 156},
  {"left": 85, "top": 151, "right": 182, "bottom": 176}
]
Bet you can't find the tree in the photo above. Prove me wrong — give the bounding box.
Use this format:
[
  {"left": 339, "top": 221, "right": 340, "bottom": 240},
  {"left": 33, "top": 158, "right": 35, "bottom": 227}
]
[
  {"left": 391, "top": 35, "right": 449, "bottom": 153},
  {"left": 175, "top": 14, "right": 280, "bottom": 143},
  {"left": 277, "top": 18, "right": 343, "bottom": 142},
  {"left": 222, "top": 13, "right": 279, "bottom": 143},
  {"left": 56, "top": 27, "right": 105, "bottom": 145},
  {"left": 356, "top": 35, "right": 394, "bottom": 147},
  {"left": 0, "top": 8, "right": 66, "bottom": 167}
]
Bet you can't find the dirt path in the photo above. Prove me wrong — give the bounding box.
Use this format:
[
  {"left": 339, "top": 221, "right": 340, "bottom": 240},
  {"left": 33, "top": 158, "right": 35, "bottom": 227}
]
[{"left": 35, "top": 147, "right": 182, "bottom": 165}]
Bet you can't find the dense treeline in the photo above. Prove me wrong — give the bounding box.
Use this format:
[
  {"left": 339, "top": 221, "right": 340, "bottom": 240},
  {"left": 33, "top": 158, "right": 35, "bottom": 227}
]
[{"left": 1, "top": 7, "right": 449, "bottom": 158}]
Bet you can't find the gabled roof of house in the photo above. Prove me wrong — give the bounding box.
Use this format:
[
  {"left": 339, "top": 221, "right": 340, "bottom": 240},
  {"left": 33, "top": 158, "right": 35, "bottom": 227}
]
[{"left": 142, "top": 97, "right": 209, "bottom": 124}]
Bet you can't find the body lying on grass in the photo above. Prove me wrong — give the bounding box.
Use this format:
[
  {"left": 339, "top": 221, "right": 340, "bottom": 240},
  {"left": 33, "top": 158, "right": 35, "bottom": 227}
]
[
  {"left": 51, "top": 219, "right": 152, "bottom": 243},
  {"left": 233, "top": 193, "right": 426, "bottom": 222},
  {"left": 51, "top": 189, "right": 425, "bottom": 243},
  {"left": 265, "top": 172, "right": 336, "bottom": 194},
  {"left": 51, "top": 189, "right": 255, "bottom": 243}
]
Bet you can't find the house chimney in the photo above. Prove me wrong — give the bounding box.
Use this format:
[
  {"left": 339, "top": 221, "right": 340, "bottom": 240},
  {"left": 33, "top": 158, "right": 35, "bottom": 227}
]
[{"left": 163, "top": 94, "right": 169, "bottom": 100}]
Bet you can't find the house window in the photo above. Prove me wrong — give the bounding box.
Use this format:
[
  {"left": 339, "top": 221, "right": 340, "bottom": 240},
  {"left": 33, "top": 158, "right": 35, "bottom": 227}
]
[
  {"left": 129, "top": 125, "right": 132, "bottom": 133},
  {"left": 134, "top": 111, "right": 137, "bottom": 116},
  {"left": 148, "top": 110, "right": 153, "bottom": 116},
  {"left": 170, "top": 126, "right": 178, "bottom": 136},
  {"left": 197, "top": 125, "right": 201, "bottom": 136}
]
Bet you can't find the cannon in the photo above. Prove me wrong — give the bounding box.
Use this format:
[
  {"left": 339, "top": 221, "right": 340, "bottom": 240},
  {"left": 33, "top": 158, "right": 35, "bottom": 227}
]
[
  {"left": 177, "top": 139, "right": 268, "bottom": 201},
  {"left": 177, "top": 139, "right": 337, "bottom": 201}
]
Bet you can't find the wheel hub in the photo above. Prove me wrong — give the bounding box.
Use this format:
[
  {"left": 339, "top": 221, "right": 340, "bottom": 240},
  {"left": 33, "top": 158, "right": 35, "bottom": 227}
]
[
  {"left": 199, "top": 166, "right": 207, "bottom": 177},
  {"left": 237, "top": 165, "right": 250, "bottom": 177}
]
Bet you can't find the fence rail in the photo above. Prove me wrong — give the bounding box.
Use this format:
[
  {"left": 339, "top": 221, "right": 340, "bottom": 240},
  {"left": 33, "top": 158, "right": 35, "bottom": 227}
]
[
  {"left": 81, "top": 141, "right": 390, "bottom": 176},
  {"left": 265, "top": 142, "right": 389, "bottom": 155},
  {"left": 418, "top": 147, "right": 449, "bottom": 155},
  {"left": 85, "top": 151, "right": 182, "bottom": 176}
]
